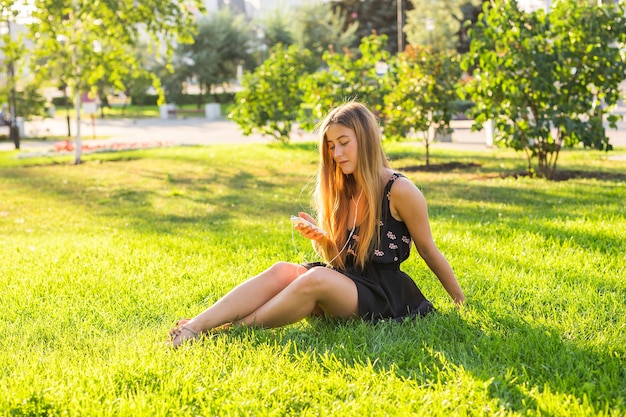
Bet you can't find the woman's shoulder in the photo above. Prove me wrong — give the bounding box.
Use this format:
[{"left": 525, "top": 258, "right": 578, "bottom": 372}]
[
  {"left": 388, "top": 173, "right": 425, "bottom": 203},
  {"left": 381, "top": 169, "right": 405, "bottom": 186},
  {"left": 380, "top": 169, "right": 422, "bottom": 197},
  {"left": 387, "top": 173, "right": 428, "bottom": 222}
]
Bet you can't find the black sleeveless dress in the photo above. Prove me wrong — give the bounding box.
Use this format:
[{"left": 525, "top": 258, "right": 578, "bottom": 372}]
[{"left": 305, "top": 173, "right": 434, "bottom": 322}]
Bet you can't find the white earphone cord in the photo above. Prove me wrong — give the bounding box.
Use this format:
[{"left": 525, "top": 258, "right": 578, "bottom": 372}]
[
  {"left": 326, "top": 189, "right": 363, "bottom": 266},
  {"left": 292, "top": 189, "right": 364, "bottom": 270}
]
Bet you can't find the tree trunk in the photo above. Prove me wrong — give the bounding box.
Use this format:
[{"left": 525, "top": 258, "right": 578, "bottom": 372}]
[
  {"left": 7, "top": 21, "right": 19, "bottom": 150},
  {"left": 74, "top": 90, "right": 82, "bottom": 165},
  {"left": 548, "top": 133, "right": 563, "bottom": 180},
  {"left": 523, "top": 146, "right": 533, "bottom": 176},
  {"left": 197, "top": 83, "right": 204, "bottom": 109},
  {"left": 537, "top": 148, "right": 547, "bottom": 178},
  {"left": 426, "top": 111, "right": 434, "bottom": 166}
]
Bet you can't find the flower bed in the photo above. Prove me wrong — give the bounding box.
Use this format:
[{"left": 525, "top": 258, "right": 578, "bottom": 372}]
[{"left": 53, "top": 140, "right": 176, "bottom": 153}]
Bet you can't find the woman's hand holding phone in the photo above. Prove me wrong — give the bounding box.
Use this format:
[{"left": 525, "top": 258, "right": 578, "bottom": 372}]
[{"left": 291, "top": 212, "right": 326, "bottom": 240}]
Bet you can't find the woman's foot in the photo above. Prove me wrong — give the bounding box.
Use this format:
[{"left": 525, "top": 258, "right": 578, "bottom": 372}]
[
  {"left": 175, "top": 318, "right": 191, "bottom": 327},
  {"left": 167, "top": 321, "right": 200, "bottom": 348}
]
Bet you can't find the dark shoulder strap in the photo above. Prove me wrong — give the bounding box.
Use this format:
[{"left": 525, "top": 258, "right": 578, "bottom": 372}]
[
  {"left": 384, "top": 172, "right": 404, "bottom": 194},
  {"left": 381, "top": 172, "right": 404, "bottom": 219}
]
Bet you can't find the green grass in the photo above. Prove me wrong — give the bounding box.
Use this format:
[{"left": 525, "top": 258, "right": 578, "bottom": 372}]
[
  {"left": 48, "top": 104, "right": 161, "bottom": 120},
  {"left": 0, "top": 143, "right": 624, "bottom": 416},
  {"left": 48, "top": 103, "right": 232, "bottom": 121},
  {"left": 102, "top": 104, "right": 212, "bottom": 119}
]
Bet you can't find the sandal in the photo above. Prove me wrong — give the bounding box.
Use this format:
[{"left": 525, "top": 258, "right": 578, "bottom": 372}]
[{"left": 167, "top": 322, "right": 200, "bottom": 348}]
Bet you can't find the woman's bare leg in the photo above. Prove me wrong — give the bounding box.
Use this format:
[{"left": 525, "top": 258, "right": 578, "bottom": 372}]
[
  {"left": 169, "top": 264, "right": 359, "bottom": 347},
  {"left": 238, "top": 266, "right": 359, "bottom": 328},
  {"left": 170, "top": 262, "right": 305, "bottom": 344}
]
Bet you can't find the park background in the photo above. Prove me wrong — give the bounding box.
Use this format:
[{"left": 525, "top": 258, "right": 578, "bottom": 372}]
[{"left": 1, "top": 0, "right": 625, "bottom": 416}]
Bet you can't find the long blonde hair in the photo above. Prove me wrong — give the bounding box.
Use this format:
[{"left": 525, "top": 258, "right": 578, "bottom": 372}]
[{"left": 313, "top": 102, "right": 390, "bottom": 270}]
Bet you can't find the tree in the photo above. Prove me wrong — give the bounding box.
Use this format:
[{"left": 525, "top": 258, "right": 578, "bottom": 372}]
[
  {"left": 462, "top": 0, "right": 626, "bottom": 179},
  {"left": 260, "top": 7, "right": 295, "bottom": 51},
  {"left": 299, "top": 33, "right": 391, "bottom": 130},
  {"left": 117, "top": 42, "right": 157, "bottom": 113},
  {"left": 455, "top": 1, "right": 486, "bottom": 54},
  {"left": 229, "top": 44, "right": 314, "bottom": 144},
  {"left": 1, "top": 1, "right": 25, "bottom": 149},
  {"left": 331, "top": 0, "right": 414, "bottom": 54},
  {"left": 404, "top": 0, "right": 483, "bottom": 53},
  {"left": 292, "top": 1, "right": 358, "bottom": 69},
  {"left": 384, "top": 45, "right": 462, "bottom": 166},
  {"left": 29, "top": 0, "right": 201, "bottom": 164},
  {"left": 1, "top": 82, "right": 47, "bottom": 120},
  {"left": 174, "top": 10, "right": 252, "bottom": 107}
]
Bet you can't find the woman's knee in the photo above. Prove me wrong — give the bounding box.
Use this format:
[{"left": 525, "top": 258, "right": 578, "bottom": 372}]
[
  {"left": 291, "top": 268, "right": 358, "bottom": 317},
  {"left": 291, "top": 267, "right": 332, "bottom": 295},
  {"left": 264, "top": 261, "right": 300, "bottom": 287}
]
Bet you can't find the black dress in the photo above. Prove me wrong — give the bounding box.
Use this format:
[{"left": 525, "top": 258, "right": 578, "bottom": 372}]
[{"left": 305, "top": 173, "right": 434, "bottom": 322}]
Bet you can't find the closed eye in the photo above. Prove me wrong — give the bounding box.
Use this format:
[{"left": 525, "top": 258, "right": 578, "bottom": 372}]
[{"left": 328, "top": 141, "right": 348, "bottom": 150}]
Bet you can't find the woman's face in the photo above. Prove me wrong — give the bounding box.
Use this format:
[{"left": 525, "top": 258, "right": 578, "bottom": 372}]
[{"left": 326, "top": 124, "right": 359, "bottom": 175}]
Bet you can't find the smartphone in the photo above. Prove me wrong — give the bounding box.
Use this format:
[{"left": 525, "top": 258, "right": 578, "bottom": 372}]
[{"left": 290, "top": 215, "right": 326, "bottom": 235}]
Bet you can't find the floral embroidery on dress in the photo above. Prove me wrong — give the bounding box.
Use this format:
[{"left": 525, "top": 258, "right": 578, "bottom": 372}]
[{"left": 373, "top": 172, "right": 412, "bottom": 265}]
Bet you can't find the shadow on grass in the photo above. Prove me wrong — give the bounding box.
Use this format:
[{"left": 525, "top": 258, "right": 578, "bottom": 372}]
[
  {"left": 409, "top": 172, "right": 624, "bottom": 259},
  {"left": 2, "top": 145, "right": 624, "bottom": 413},
  {"left": 1, "top": 145, "right": 622, "bottom": 256},
  {"left": 0, "top": 149, "right": 313, "bottom": 236},
  {"left": 387, "top": 147, "right": 626, "bottom": 182},
  {"left": 218, "top": 308, "right": 624, "bottom": 414},
  {"left": 488, "top": 170, "right": 626, "bottom": 182},
  {"left": 403, "top": 161, "right": 626, "bottom": 182},
  {"left": 402, "top": 161, "right": 482, "bottom": 172}
]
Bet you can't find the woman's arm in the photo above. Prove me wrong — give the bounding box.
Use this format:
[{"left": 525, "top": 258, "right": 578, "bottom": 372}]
[{"left": 390, "top": 178, "right": 465, "bottom": 305}]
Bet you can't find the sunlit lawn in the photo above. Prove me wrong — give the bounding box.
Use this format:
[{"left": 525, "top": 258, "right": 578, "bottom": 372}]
[
  {"left": 0, "top": 143, "right": 624, "bottom": 416},
  {"left": 101, "top": 104, "right": 210, "bottom": 119},
  {"left": 46, "top": 103, "right": 232, "bottom": 121}
]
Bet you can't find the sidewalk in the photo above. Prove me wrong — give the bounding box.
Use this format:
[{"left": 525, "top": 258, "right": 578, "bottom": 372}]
[{"left": 1, "top": 116, "right": 625, "bottom": 157}]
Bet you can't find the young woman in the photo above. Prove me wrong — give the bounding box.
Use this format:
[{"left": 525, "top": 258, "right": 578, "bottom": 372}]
[{"left": 169, "top": 102, "right": 464, "bottom": 347}]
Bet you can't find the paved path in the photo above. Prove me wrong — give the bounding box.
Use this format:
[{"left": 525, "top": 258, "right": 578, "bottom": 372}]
[{"left": 1, "top": 116, "right": 625, "bottom": 159}]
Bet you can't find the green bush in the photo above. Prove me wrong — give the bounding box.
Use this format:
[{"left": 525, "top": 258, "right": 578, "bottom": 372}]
[
  {"left": 462, "top": 0, "right": 626, "bottom": 178},
  {"left": 0, "top": 83, "right": 48, "bottom": 120},
  {"left": 230, "top": 44, "right": 314, "bottom": 143},
  {"left": 51, "top": 96, "right": 70, "bottom": 107},
  {"left": 453, "top": 100, "right": 475, "bottom": 115},
  {"left": 130, "top": 94, "right": 159, "bottom": 106}
]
